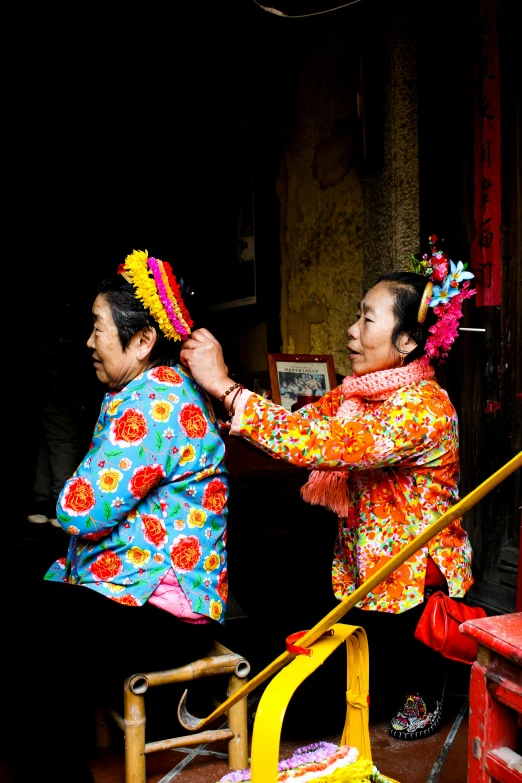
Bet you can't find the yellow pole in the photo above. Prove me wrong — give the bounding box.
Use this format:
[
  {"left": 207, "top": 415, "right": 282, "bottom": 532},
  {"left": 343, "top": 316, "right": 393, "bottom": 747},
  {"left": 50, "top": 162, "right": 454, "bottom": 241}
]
[{"left": 178, "top": 451, "right": 522, "bottom": 731}]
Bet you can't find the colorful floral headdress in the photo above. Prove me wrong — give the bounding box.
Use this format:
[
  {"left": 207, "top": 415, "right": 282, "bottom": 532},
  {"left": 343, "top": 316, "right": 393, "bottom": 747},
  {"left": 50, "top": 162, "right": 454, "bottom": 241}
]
[
  {"left": 118, "top": 249, "right": 194, "bottom": 341},
  {"left": 409, "top": 235, "right": 476, "bottom": 363}
]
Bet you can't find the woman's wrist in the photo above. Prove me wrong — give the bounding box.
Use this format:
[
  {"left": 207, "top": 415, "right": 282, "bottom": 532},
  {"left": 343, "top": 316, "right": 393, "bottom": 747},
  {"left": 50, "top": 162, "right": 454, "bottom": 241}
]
[
  {"left": 219, "top": 381, "right": 243, "bottom": 412},
  {"left": 211, "top": 378, "right": 237, "bottom": 406},
  {"left": 226, "top": 384, "right": 245, "bottom": 418}
]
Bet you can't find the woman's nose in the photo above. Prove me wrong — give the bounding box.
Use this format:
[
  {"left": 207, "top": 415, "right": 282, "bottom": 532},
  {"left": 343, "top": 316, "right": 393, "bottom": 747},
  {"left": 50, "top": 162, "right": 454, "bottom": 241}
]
[
  {"left": 347, "top": 322, "right": 358, "bottom": 340},
  {"left": 86, "top": 331, "right": 95, "bottom": 349}
]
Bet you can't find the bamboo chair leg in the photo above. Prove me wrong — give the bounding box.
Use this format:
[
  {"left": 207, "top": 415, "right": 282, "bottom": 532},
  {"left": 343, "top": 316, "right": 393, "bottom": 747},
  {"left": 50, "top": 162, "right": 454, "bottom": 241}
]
[
  {"left": 227, "top": 672, "right": 249, "bottom": 770},
  {"left": 124, "top": 679, "right": 146, "bottom": 783},
  {"left": 95, "top": 706, "right": 112, "bottom": 748}
]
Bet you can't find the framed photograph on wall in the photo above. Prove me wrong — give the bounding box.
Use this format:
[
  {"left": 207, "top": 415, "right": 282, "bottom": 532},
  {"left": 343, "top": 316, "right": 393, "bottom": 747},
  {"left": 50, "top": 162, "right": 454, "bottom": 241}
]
[{"left": 268, "top": 354, "right": 337, "bottom": 411}]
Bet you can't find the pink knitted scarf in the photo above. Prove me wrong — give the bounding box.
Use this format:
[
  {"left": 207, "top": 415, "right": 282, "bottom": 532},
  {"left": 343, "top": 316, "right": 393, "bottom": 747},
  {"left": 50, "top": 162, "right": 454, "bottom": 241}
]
[{"left": 300, "top": 357, "right": 435, "bottom": 516}]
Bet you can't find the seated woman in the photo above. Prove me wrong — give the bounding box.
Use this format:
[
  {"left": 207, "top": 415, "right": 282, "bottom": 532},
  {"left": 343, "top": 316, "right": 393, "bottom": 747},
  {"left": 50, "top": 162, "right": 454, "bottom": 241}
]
[
  {"left": 180, "top": 239, "right": 476, "bottom": 740},
  {"left": 6, "top": 250, "right": 229, "bottom": 783}
]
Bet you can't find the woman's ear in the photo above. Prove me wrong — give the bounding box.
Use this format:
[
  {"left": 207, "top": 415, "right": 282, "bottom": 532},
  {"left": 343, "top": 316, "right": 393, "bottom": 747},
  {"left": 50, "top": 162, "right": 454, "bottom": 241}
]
[
  {"left": 397, "top": 332, "right": 418, "bottom": 357},
  {"left": 135, "top": 326, "right": 157, "bottom": 360}
]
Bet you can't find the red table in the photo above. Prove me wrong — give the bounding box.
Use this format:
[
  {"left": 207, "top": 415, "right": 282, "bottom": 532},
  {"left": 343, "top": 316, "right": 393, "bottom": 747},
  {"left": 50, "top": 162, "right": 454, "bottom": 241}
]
[{"left": 460, "top": 613, "right": 522, "bottom": 782}]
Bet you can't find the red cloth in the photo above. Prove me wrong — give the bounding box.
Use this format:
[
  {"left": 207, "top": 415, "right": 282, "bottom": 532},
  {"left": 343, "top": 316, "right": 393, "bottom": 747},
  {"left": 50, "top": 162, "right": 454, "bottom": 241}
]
[{"left": 425, "top": 556, "right": 447, "bottom": 588}]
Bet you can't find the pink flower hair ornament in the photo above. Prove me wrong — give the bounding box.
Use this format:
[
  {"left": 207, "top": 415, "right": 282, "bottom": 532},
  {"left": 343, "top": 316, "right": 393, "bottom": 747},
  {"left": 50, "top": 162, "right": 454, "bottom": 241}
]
[{"left": 410, "top": 235, "right": 476, "bottom": 364}]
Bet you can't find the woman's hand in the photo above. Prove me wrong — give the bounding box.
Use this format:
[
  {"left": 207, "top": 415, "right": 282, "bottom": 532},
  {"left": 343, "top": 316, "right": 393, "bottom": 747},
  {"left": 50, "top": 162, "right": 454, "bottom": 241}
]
[{"left": 180, "top": 329, "right": 233, "bottom": 400}]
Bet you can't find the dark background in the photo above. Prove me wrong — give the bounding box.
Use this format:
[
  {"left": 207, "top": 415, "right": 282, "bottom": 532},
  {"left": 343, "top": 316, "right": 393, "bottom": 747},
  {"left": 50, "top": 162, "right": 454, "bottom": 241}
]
[
  {"left": 18, "top": 1, "right": 292, "bottom": 300},
  {"left": 16, "top": 0, "right": 289, "bottom": 505}
]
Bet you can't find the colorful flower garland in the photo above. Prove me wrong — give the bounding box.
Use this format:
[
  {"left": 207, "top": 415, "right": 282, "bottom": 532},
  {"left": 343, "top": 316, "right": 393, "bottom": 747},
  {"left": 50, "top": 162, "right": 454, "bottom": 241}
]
[
  {"left": 410, "top": 235, "right": 476, "bottom": 363},
  {"left": 118, "top": 249, "right": 193, "bottom": 342},
  {"left": 217, "top": 742, "right": 391, "bottom": 783}
]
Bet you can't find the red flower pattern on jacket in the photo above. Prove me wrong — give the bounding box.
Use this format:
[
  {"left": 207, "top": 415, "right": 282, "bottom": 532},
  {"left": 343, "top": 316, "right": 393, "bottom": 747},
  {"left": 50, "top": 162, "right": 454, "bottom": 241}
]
[
  {"left": 62, "top": 476, "right": 96, "bottom": 516},
  {"left": 149, "top": 366, "right": 183, "bottom": 386},
  {"left": 202, "top": 478, "right": 227, "bottom": 514},
  {"left": 128, "top": 464, "right": 166, "bottom": 499},
  {"left": 171, "top": 535, "right": 202, "bottom": 572},
  {"left": 89, "top": 551, "right": 123, "bottom": 581},
  {"left": 110, "top": 408, "right": 148, "bottom": 447},
  {"left": 179, "top": 403, "right": 208, "bottom": 439},
  {"left": 141, "top": 514, "right": 168, "bottom": 548},
  {"left": 83, "top": 528, "right": 110, "bottom": 541},
  {"left": 112, "top": 594, "right": 141, "bottom": 606},
  {"left": 217, "top": 568, "right": 228, "bottom": 602}
]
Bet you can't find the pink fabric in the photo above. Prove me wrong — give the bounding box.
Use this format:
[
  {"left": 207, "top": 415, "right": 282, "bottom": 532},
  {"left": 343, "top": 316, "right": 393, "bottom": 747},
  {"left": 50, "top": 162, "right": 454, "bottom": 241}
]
[
  {"left": 148, "top": 568, "right": 211, "bottom": 624},
  {"left": 230, "top": 389, "right": 254, "bottom": 436},
  {"left": 300, "top": 357, "right": 435, "bottom": 516}
]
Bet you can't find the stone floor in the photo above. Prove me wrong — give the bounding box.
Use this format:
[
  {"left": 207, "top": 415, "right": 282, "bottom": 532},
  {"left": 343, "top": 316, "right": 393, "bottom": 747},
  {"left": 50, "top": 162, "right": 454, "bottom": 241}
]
[
  {"left": 81, "top": 695, "right": 470, "bottom": 783},
  {"left": 0, "top": 519, "right": 471, "bottom": 783}
]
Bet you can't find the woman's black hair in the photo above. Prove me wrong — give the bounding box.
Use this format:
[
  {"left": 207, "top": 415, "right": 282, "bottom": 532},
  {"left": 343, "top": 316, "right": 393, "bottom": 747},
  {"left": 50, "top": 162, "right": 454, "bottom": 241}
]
[
  {"left": 95, "top": 272, "right": 197, "bottom": 368},
  {"left": 376, "top": 271, "right": 437, "bottom": 364}
]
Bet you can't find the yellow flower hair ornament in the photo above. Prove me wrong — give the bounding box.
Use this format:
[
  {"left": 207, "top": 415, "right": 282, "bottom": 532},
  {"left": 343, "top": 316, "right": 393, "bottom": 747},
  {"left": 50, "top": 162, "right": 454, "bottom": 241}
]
[{"left": 118, "top": 250, "right": 193, "bottom": 341}]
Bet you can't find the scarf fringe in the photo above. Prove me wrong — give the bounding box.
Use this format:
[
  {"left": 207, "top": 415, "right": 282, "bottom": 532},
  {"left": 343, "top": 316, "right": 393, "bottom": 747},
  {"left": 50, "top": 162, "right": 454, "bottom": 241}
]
[{"left": 300, "top": 469, "right": 351, "bottom": 517}]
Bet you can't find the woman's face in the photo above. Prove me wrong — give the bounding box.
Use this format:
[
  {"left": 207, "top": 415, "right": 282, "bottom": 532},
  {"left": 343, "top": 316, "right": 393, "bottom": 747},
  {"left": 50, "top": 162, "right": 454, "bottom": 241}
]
[
  {"left": 347, "top": 282, "right": 403, "bottom": 376},
  {"left": 86, "top": 294, "right": 154, "bottom": 388}
]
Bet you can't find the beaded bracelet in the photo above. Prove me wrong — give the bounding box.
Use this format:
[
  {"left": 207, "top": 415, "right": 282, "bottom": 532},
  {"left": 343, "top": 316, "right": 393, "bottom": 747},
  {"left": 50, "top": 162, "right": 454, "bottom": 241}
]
[
  {"left": 228, "top": 385, "right": 244, "bottom": 418},
  {"left": 219, "top": 382, "right": 242, "bottom": 405}
]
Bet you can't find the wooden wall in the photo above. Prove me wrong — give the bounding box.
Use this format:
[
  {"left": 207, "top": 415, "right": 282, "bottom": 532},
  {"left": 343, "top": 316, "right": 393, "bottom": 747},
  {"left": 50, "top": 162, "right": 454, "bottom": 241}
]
[{"left": 418, "top": 0, "right": 521, "bottom": 613}]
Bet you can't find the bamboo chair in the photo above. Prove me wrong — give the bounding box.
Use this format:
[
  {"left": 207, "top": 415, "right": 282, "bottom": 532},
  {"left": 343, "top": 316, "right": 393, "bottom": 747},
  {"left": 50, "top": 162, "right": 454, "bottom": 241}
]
[{"left": 95, "top": 639, "right": 250, "bottom": 783}]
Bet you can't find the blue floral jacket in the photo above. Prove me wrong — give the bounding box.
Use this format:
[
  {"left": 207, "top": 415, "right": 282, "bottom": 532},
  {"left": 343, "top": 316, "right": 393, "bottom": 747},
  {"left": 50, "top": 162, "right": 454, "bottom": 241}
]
[{"left": 45, "top": 365, "right": 229, "bottom": 623}]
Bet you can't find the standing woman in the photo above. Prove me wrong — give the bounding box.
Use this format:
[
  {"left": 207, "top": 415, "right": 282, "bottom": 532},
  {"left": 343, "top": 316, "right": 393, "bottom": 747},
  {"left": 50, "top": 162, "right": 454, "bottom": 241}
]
[
  {"left": 180, "top": 238, "right": 476, "bottom": 740},
  {"left": 5, "top": 250, "right": 229, "bottom": 782}
]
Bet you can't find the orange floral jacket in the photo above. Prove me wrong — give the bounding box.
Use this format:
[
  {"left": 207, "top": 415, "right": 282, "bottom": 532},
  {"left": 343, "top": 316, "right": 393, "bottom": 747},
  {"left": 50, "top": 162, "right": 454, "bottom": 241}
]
[{"left": 232, "top": 379, "right": 473, "bottom": 613}]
